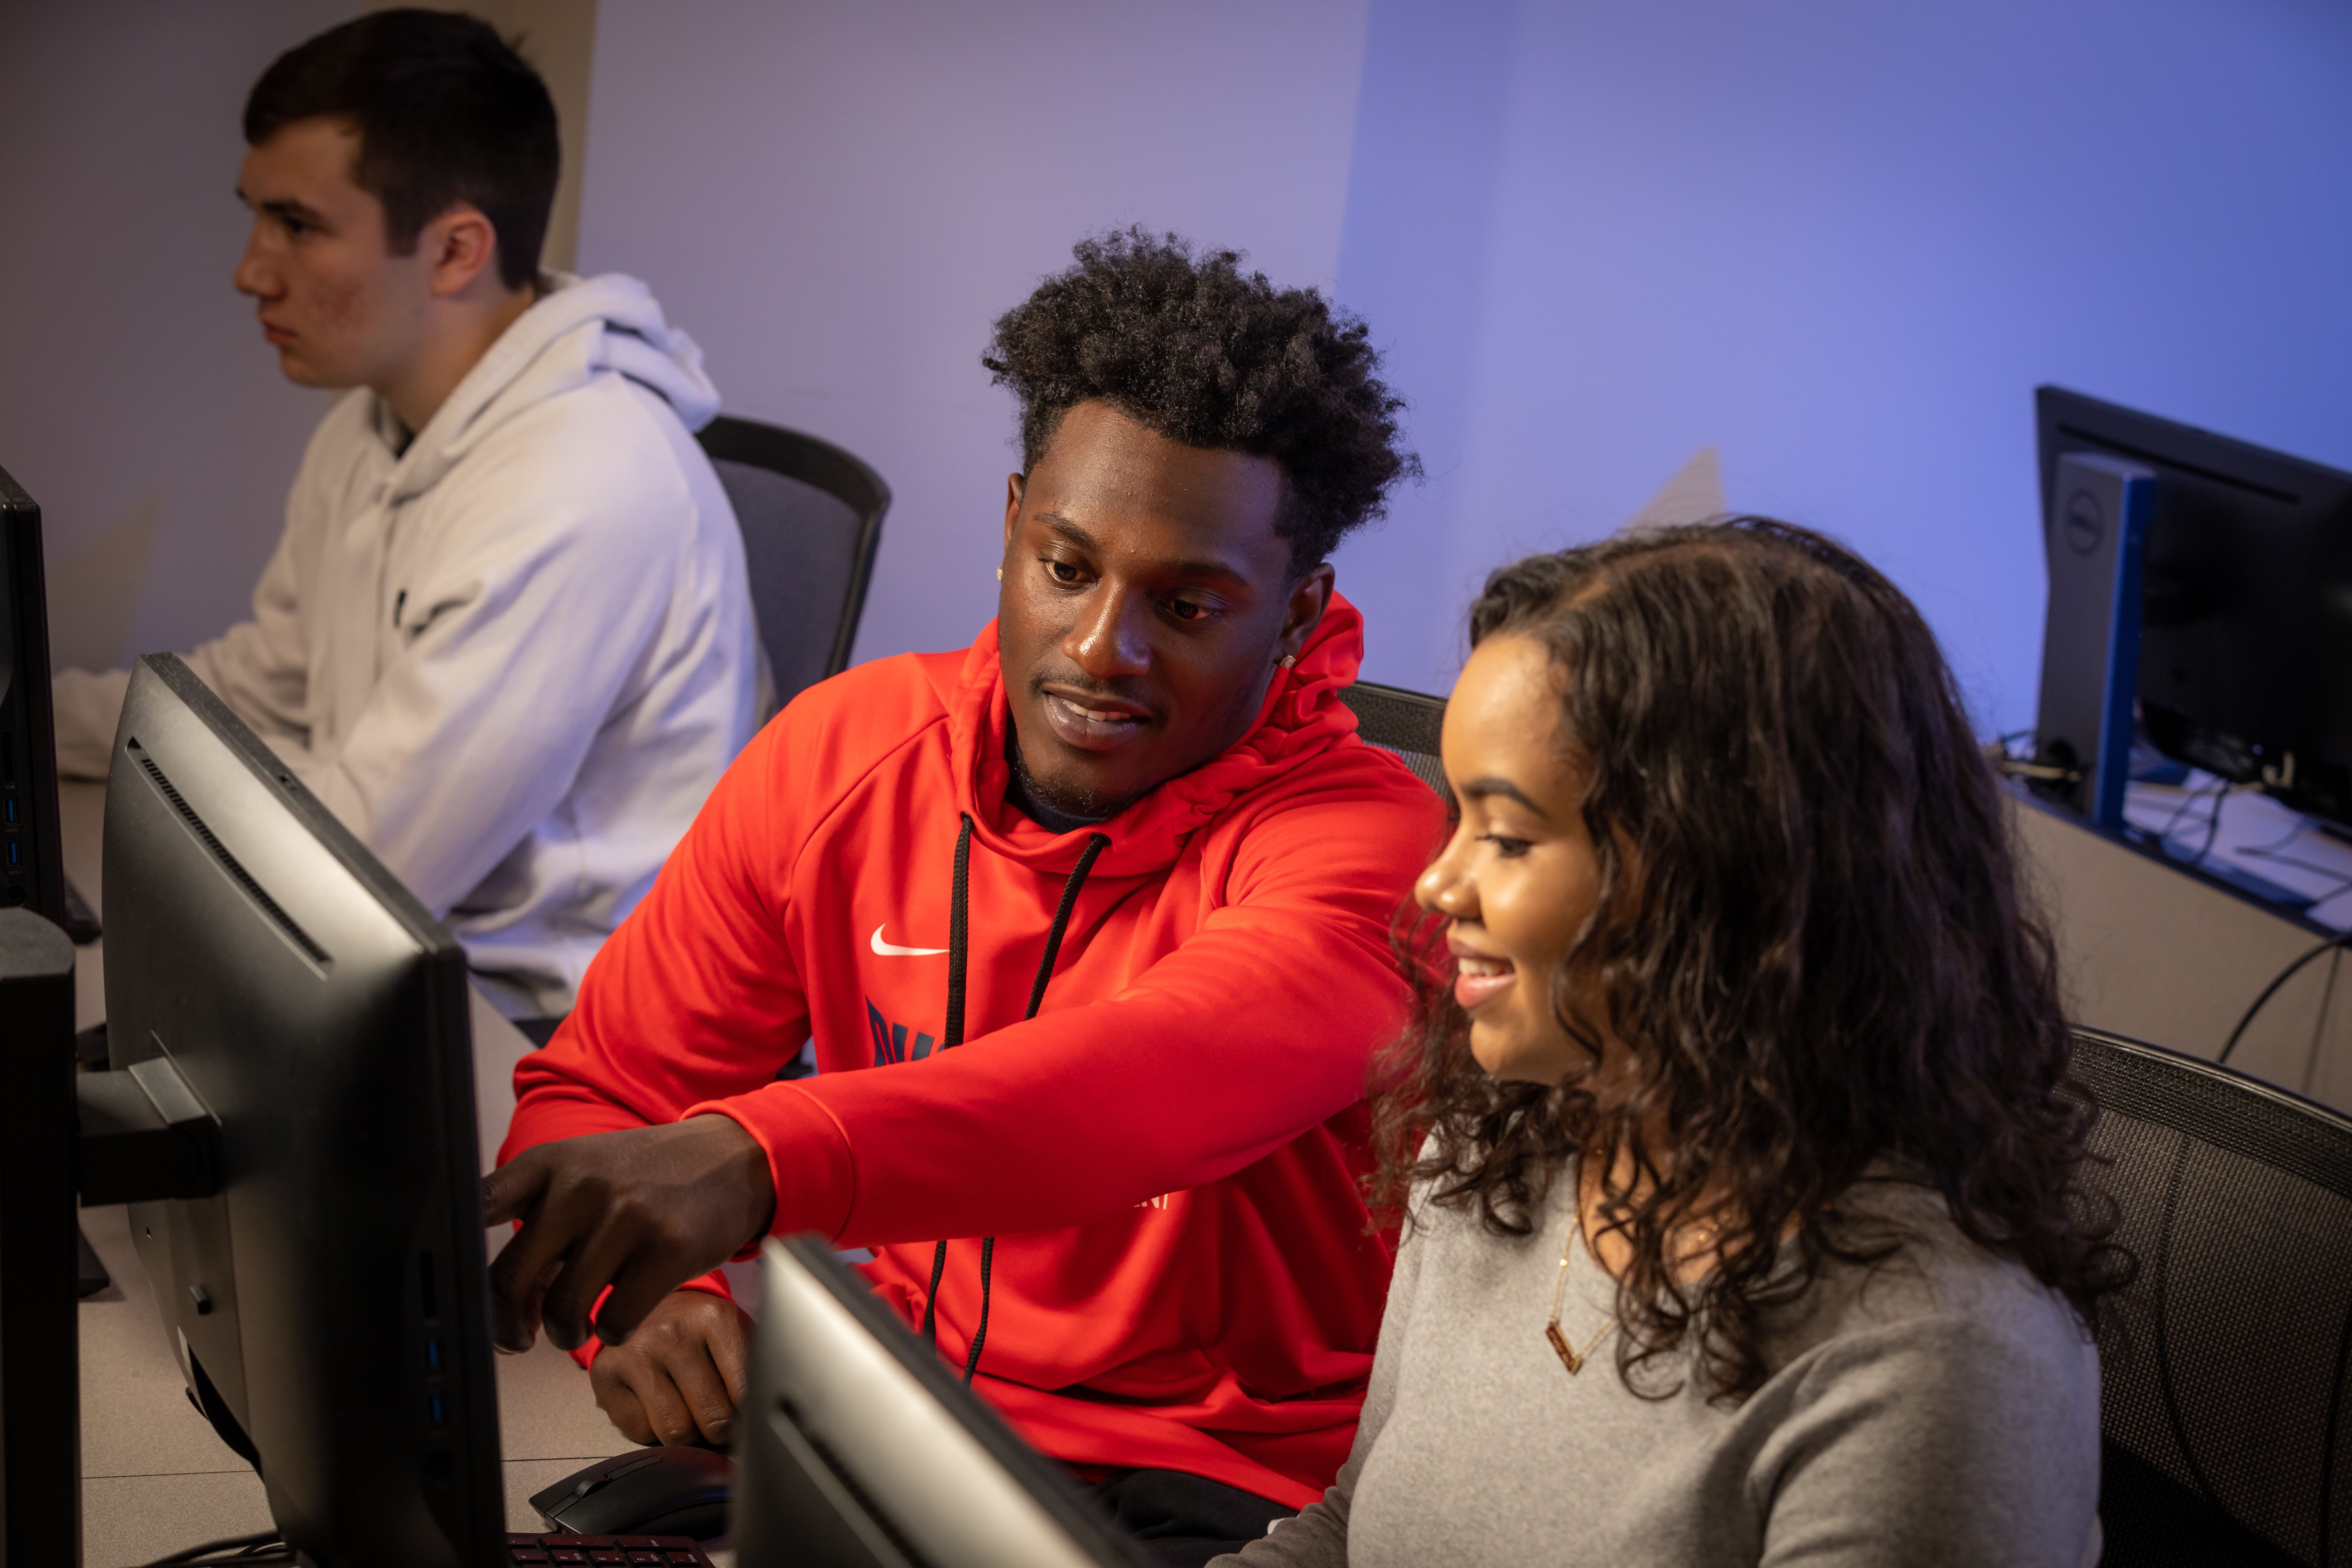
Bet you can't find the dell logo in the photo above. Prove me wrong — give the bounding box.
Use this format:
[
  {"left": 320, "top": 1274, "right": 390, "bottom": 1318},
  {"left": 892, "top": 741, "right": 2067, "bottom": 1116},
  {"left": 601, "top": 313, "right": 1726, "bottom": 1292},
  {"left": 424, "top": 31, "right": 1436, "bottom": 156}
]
[{"left": 2063, "top": 488, "right": 2105, "bottom": 556}]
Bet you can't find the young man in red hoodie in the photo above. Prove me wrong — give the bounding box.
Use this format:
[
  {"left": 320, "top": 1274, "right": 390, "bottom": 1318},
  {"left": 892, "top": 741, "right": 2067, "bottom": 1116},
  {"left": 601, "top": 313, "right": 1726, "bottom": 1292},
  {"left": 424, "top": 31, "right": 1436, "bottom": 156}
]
[{"left": 486, "top": 230, "right": 1440, "bottom": 1560}]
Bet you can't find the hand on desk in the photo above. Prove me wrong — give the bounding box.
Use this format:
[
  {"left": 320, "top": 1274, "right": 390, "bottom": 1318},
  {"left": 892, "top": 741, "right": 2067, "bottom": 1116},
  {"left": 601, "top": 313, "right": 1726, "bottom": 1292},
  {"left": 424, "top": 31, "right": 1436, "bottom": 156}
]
[
  {"left": 592, "top": 1289, "right": 754, "bottom": 1447},
  {"left": 483, "top": 1115, "right": 776, "bottom": 1353}
]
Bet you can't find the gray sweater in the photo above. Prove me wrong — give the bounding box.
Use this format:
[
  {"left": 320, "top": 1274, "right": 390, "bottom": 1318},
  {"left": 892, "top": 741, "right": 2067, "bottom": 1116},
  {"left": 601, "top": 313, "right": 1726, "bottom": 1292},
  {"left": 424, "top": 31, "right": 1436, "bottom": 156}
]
[{"left": 1217, "top": 1166, "right": 2101, "bottom": 1568}]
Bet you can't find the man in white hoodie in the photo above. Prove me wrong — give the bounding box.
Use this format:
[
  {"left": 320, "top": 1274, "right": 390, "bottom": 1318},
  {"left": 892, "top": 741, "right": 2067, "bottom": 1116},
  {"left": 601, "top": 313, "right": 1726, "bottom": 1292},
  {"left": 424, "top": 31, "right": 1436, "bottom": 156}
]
[{"left": 52, "top": 10, "right": 760, "bottom": 1028}]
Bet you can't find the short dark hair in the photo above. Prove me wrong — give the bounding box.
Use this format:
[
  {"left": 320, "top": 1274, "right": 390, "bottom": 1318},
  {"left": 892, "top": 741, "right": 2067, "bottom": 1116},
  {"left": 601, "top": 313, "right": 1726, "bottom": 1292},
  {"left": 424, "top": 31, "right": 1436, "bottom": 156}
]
[
  {"left": 1374, "top": 519, "right": 2131, "bottom": 1403},
  {"left": 983, "top": 229, "right": 1419, "bottom": 578},
  {"left": 244, "top": 9, "right": 559, "bottom": 292}
]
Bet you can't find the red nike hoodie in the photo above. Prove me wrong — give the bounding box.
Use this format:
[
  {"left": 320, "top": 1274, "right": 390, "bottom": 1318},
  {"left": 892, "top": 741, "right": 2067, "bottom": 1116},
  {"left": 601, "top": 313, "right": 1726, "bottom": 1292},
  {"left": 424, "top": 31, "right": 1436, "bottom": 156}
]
[{"left": 500, "top": 594, "right": 1445, "bottom": 1506}]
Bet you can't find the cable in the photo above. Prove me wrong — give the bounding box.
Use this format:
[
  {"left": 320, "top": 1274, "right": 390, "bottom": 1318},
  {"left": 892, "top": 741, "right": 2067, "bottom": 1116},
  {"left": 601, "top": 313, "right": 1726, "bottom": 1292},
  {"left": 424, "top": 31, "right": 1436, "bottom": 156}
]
[
  {"left": 2241, "top": 818, "right": 2313, "bottom": 857},
  {"left": 2304, "top": 884, "right": 2352, "bottom": 918},
  {"left": 2153, "top": 778, "right": 2225, "bottom": 845},
  {"left": 2302, "top": 948, "right": 2343, "bottom": 1099},
  {"left": 2186, "top": 782, "right": 2232, "bottom": 867},
  {"left": 2138, "top": 779, "right": 2235, "bottom": 869},
  {"left": 2219, "top": 931, "right": 2352, "bottom": 1065},
  {"left": 139, "top": 1531, "right": 287, "bottom": 1566}
]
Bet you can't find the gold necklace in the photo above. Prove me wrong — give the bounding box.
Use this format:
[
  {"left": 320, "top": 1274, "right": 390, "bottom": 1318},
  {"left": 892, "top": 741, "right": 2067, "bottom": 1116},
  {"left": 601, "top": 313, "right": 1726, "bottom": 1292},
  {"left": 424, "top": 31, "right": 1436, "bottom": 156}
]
[{"left": 1545, "top": 1220, "right": 1619, "bottom": 1375}]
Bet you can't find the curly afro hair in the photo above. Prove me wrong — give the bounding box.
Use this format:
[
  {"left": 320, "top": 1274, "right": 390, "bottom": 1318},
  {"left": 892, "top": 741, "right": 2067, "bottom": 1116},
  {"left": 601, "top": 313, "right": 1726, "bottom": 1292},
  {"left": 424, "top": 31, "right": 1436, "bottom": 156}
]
[{"left": 983, "top": 228, "right": 1419, "bottom": 578}]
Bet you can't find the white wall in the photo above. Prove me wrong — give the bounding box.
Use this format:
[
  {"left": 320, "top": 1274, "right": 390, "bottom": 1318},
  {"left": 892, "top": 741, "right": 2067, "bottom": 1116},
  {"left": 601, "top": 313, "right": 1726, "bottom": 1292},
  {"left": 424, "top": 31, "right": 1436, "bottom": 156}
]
[
  {"left": 0, "top": 2, "right": 358, "bottom": 672},
  {"left": 574, "top": 0, "right": 1373, "bottom": 666}
]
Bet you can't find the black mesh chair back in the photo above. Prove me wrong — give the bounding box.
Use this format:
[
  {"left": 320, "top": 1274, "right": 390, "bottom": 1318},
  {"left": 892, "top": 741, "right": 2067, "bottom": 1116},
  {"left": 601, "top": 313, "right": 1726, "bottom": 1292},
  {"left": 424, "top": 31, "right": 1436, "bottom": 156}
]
[
  {"left": 1338, "top": 680, "right": 1450, "bottom": 804},
  {"left": 2072, "top": 1027, "right": 2352, "bottom": 1567},
  {"left": 697, "top": 415, "right": 890, "bottom": 708}
]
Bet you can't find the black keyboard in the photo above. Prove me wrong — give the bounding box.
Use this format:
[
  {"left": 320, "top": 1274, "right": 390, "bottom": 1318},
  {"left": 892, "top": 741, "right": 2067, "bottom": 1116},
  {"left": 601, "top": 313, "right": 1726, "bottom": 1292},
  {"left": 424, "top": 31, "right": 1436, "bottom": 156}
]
[{"left": 505, "top": 1533, "right": 714, "bottom": 1565}]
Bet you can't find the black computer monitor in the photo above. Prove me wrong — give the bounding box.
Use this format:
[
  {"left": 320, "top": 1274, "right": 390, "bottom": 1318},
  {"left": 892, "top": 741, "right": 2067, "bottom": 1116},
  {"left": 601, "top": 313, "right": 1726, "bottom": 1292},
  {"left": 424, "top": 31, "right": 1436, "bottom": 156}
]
[
  {"left": 0, "top": 463, "right": 70, "bottom": 925},
  {"left": 2037, "top": 387, "right": 2352, "bottom": 830},
  {"left": 103, "top": 653, "right": 506, "bottom": 1566},
  {"left": 734, "top": 1236, "right": 1145, "bottom": 1568}
]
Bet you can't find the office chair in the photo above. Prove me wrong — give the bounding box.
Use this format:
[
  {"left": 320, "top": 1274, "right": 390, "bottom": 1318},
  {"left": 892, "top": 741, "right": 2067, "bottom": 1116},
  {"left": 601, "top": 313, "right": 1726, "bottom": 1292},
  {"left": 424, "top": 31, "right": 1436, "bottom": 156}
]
[
  {"left": 1338, "top": 679, "right": 1450, "bottom": 803},
  {"left": 2071, "top": 1026, "right": 2352, "bottom": 1567},
  {"left": 697, "top": 415, "right": 891, "bottom": 709}
]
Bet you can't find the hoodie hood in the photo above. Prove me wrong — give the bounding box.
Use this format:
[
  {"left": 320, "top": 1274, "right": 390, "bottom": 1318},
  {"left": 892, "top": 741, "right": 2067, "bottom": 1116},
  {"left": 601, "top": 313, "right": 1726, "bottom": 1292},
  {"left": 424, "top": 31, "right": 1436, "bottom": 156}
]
[
  {"left": 945, "top": 593, "right": 1370, "bottom": 880},
  {"left": 378, "top": 272, "right": 721, "bottom": 503}
]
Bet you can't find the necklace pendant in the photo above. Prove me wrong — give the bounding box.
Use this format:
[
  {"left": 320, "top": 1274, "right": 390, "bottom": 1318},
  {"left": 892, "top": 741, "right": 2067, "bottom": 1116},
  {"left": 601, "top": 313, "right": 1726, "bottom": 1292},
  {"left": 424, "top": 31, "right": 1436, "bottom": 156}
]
[{"left": 1545, "top": 1321, "right": 1584, "bottom": 1374}]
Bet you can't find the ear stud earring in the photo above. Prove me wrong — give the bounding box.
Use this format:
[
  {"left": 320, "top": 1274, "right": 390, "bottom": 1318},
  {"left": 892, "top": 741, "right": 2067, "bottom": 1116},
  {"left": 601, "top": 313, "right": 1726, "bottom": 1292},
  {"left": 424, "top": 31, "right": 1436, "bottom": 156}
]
[
  {"left": 996, "top": 567, "right": 1003, "bottom": 580},
  {"left": 1280, "top": 654, "right": 1296, "bottom": 669}
]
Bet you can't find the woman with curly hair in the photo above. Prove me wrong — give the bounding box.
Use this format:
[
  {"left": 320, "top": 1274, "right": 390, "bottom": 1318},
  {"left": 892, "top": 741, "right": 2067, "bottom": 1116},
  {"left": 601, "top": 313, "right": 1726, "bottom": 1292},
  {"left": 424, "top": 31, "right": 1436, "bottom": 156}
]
[{"left": 1221, "top": 519, "right": 2127, "bottom": 1567}]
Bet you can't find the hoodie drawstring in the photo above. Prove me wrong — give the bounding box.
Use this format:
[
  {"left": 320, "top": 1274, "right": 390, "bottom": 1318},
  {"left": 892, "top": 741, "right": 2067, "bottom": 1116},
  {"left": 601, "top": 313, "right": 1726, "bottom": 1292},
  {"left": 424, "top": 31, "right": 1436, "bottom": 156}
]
[{"left": 920, "top": 812, "right": 1112, "bottom": 1386}]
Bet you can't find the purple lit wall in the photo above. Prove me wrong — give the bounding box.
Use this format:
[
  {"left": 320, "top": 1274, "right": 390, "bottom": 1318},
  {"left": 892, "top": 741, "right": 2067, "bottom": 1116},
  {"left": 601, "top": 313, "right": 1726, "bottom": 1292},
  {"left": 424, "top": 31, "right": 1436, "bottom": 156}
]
[
  {"left": 25, "top": 2, "right": 2324, "bottom": 729},
  {"left": 1328, "top": 0, "right": 2352, "bottom": 724},
  {"left": 0, "top": 3, "right": 352, "bottom": 672},
  {"left": 575, "top": 0, "right": 1372, "bottom": 671},
  {"left": 581, "top": 0, "right": 2352, "bottom": 734}
]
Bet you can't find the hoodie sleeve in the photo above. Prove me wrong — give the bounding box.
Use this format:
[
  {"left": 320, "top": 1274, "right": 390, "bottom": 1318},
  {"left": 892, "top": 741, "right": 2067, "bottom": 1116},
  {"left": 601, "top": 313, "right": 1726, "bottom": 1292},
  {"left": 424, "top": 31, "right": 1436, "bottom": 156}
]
[
  {"left": 176, "top": 522, "right": 315, "bottom": 750},
  {"left": 734, "top": 762, "right": 1440, "bottom": 1246},
  {"left": 499, "top": 680, "right": 819, "bottom": 1363},
  {"left": 504, "top": 691, "right": 1442, "bottom": 1251},
  {"left": 502, "top": 700, "right": 812, "bottom": 1152},
  {"left": 50, "top": 414, "right": 335, "bottom": 778}
]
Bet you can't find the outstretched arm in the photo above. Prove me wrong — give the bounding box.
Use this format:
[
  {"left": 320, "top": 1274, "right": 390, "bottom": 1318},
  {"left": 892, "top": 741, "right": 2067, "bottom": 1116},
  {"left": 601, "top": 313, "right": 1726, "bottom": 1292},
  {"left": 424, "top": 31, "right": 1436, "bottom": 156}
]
[
  {"left": 489, "top": 724, "right": 1437, "bottom": 1354},
  {"left": 720, "top": 789, "right": 1433, "bottom": 1247},
  {"left": 490, "top": 702, "right": 818, "bottom": 1357}
]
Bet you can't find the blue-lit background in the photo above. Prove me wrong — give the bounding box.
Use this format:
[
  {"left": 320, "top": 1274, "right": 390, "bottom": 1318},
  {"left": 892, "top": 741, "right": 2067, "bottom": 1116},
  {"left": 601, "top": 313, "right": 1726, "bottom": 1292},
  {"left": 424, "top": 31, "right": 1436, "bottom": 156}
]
[
  {"left": 10, "top": 0, "right": 2350, "bottom": 736},
  {"left": 579, "top": 0, "right": 2352, "bottom": 732}
]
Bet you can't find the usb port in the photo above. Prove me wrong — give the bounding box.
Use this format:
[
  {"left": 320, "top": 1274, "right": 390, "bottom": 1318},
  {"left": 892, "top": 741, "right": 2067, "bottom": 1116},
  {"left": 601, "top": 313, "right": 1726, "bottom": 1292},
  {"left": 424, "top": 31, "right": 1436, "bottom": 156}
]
[
  {"left": 429, "top": 1392, "right": 444, "bottom": 1427},
  {"left": 3, "top": 799, "right": 14, "bottom": 824},
  {"left": 6, "top": 840, "right": 16, "bottom": 867},
  {"left": 425, "top": 1338, "right": 440, "bottom": 1371}
]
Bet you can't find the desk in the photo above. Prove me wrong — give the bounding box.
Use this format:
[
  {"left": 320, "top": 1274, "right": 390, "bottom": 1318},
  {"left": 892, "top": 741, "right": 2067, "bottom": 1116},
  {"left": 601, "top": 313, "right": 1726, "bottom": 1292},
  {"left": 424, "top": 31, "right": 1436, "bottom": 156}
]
[
  {"left": 2012, "top": 790, "right": 2352, "bottom": 1110},
  {"left": 57, "top": 782, "right": 671, "bottom": 1566}
]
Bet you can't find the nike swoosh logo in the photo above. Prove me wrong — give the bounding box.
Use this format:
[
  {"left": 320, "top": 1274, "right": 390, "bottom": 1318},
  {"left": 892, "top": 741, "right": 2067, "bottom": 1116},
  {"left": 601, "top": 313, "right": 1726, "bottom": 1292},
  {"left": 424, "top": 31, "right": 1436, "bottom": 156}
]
[{"left": 871, "top": 924, "right": 949, "bottom": 958}]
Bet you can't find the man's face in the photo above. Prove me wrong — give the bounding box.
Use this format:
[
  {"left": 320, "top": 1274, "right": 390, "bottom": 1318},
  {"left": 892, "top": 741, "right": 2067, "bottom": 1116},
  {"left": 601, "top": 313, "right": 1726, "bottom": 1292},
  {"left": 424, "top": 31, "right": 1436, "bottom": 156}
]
[
  {"left": 996, "top": 399, "right": 1333, "bottom": 820},
  {"left": 233, "top": 117, "right": 430, "bottom": 390}
]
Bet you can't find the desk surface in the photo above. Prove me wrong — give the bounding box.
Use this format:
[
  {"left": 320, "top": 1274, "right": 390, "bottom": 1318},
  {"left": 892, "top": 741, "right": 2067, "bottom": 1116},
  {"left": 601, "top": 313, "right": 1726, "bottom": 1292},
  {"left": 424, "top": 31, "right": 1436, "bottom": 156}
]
[{"left": 57, "top": 781, "right": 689, "bottom": 1566}]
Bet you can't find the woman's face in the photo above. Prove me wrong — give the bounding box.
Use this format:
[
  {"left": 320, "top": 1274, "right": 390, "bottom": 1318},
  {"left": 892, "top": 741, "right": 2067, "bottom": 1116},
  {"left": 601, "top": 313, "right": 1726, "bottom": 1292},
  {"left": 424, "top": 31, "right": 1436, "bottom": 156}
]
[{"left": 1416, "top": 634, "right": 1605, "bottom": 1085}]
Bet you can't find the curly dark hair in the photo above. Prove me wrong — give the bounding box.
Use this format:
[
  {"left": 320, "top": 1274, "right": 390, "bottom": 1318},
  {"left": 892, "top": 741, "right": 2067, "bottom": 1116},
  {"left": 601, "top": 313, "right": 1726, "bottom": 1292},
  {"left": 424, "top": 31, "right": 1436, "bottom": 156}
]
[
  {"left": 1372, "top": 517, "right": 2132, "bottom": 1404},
  {"left": 983, "top": 229, "right": 1419, "bottom": 577}
]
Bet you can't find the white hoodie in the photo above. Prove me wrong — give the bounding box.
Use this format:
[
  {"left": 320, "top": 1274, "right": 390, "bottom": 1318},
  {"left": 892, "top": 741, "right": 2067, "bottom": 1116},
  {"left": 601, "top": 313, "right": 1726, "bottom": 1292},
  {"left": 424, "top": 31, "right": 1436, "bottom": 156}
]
[{"left": 54, "top": 273, "right": 760, "bottom": 1018}]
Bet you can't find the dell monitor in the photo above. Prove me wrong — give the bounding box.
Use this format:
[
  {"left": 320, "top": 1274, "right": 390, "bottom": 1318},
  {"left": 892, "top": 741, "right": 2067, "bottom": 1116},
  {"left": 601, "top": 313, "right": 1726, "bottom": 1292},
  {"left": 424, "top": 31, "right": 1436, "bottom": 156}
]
[
  {"left": 0, "top": 463, "right": 71, "bottom": 926},
  {"left": 103, "top": 653, "right": 505, "bottom": 1565},
  {"left": 735, "top": 1235, "right": 1146, "bottom": 1568},
  {"left": 2035, "top": 387, "right": 2352, "bottom": 832}
]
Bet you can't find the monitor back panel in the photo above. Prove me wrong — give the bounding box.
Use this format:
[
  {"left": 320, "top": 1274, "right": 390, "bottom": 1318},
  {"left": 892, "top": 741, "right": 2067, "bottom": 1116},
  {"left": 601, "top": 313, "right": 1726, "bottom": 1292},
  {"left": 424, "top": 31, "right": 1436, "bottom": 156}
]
[
  {"left": 0, "top": 465, "right": 67, "bottom": 922},
  {"left": 736, "top": 1237, "right": 1142, "bottom": 1568},
  {"left": 2037, "top": 387, "right": 2352, "bottom": 806},
  {"left": 104, "top": 657, "right": 503, "bottom": 1567}
]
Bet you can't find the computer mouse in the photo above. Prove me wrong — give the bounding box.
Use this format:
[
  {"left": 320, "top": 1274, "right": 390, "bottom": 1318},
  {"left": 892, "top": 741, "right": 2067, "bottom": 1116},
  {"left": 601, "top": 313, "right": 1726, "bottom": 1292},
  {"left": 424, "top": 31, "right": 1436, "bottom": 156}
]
[{"left": 530, "top": 1445, "right": 732, "bottom": 1541}]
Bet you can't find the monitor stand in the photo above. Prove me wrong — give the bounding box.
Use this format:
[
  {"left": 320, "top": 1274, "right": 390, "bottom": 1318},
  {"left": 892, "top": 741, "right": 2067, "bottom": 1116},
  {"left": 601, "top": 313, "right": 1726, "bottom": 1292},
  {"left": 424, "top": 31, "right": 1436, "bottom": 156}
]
[{"left": 2033, "top": 451, "right": 2157, "bottom": 831}]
